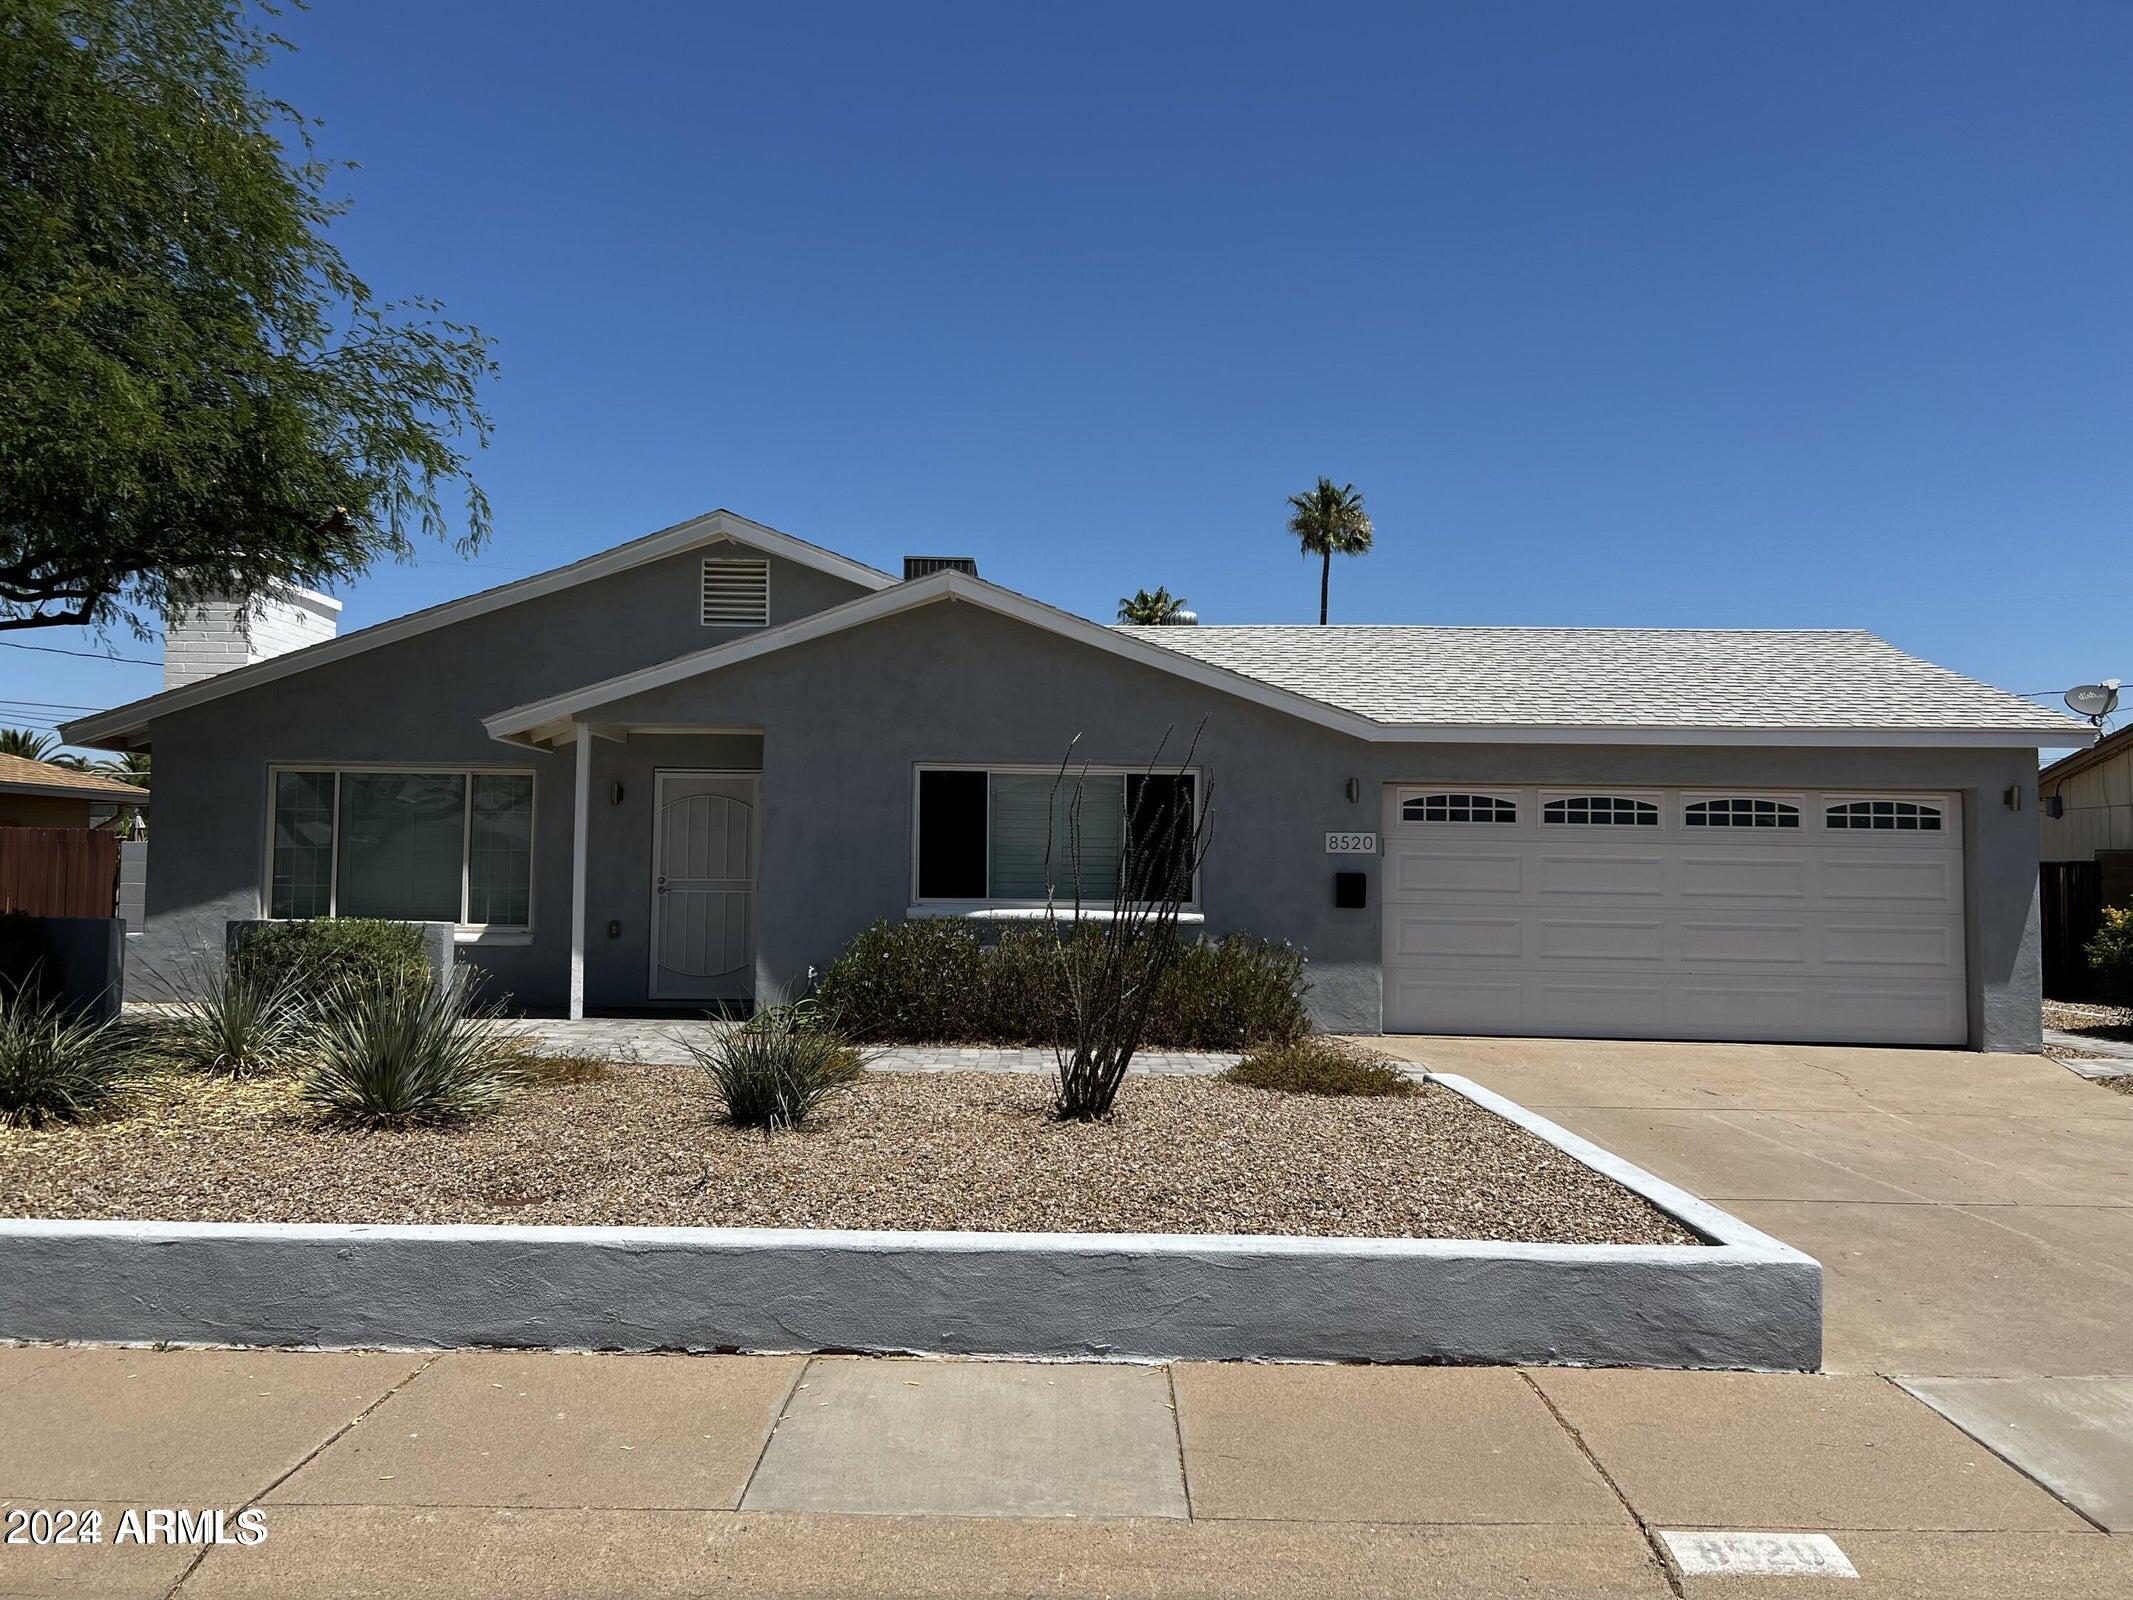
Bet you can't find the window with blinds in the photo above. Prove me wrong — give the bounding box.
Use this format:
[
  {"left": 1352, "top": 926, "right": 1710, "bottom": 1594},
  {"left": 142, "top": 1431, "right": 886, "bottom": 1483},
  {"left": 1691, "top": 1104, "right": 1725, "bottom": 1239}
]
[
  {"left": 914, "top": 767, "right": 1198, "bottom": 906},
  {"left": 701, "top": 558, "right": 770, "bottom": 626}
]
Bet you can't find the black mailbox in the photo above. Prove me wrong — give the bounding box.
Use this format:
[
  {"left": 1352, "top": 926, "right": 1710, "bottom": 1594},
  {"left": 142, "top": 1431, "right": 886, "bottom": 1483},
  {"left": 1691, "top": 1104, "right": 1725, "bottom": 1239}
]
[{"left": 1334, "top": 871, "right": 1367, "bottom": 910}]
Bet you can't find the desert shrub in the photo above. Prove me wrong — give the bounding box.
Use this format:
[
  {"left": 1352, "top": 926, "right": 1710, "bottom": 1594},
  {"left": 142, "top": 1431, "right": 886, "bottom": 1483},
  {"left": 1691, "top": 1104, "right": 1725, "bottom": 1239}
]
[
  {"left": 0, "top": 983, "right": 133, "bottom": 1127},
  {"left": 811, "top": 919, "right": 988, "bottom": 1043},
  {"left": 232, "top": 918, "right": 432, "bottom": 999},
  {"left": 1149, "top": 936, "right": 1309, "bottom": 1049},
  {"left": 688, "top": 1002, "right": 863, "bottom": 1130},
  {"left": 2087, "top": 907, "right": 2133, "bottom": 1007},
  {"left": 159, "top": 950, "right": 309, "bottom": 1076},
  {"left": 297, "top": 968, "right": 522, "bottom": 1127},
  {"left": 1224, "top": 1037, "right": 1416, "bottom": 1098},
  {"left": 812, "top": 920, "right": 1310, "bottom": 1049}
]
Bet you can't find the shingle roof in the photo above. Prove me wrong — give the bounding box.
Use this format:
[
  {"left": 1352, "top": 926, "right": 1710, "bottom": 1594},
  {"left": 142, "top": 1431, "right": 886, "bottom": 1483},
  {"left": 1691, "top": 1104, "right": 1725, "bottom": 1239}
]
[
  {"left": 1124, "top": 626, "right": 2086, "bottom": 735},
  {"left": 0, "top": 751, "right": 151, "bottom": 800}
]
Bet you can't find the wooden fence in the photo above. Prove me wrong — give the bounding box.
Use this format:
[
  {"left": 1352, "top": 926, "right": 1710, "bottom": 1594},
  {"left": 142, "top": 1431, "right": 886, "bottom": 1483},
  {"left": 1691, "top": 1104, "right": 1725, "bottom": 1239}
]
[
  {"left": 2041, "top": 860, "right": 2105, "bottom": 999},
  {"left": 0, "top": 827, "right": 122, "bottom": 918}
]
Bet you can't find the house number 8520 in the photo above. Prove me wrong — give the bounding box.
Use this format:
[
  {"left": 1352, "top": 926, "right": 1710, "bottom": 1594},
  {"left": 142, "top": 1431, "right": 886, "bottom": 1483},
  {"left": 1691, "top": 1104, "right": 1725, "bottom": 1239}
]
[{"left": 1325, "top": 832, "right": 1377, "bottom": 854}]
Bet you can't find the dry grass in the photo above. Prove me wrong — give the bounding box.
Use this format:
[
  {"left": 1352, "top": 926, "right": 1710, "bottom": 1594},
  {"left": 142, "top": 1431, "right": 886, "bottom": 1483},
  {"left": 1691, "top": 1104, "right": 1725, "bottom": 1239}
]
[
  {"left": 0, "top": 1062, "right": 1697, "bottom": 1245},
  {"left": 1225, "top": 1037, "right": 1417, "bottom": 1098}
]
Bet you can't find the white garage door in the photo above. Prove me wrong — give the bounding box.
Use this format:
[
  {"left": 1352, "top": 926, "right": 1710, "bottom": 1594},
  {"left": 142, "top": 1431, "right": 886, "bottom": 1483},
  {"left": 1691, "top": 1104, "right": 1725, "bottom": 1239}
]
[{"left": 1381, "top": 786, "right": 1968, "bottom": 1046}]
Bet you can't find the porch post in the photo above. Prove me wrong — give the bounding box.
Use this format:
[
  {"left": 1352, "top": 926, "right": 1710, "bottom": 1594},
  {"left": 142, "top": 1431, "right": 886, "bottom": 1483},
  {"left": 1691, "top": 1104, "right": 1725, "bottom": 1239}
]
[{"left": 568, "top": 723, "right": 591, "bottom": 1021}]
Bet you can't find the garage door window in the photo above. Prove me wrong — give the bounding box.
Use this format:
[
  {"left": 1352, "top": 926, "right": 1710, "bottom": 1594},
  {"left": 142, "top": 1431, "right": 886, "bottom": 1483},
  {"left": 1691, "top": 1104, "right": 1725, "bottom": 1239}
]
[
  {"left": 1543, "top": 796, "right": 1658, "bottom": 826},
  {"left": 1402, "top": 793, "right": 1516, "bottom": 823},
  {"left": 1826, "top": 799, "right": 1942, "bottom": 832},
  {"left": 1685, "top": 798, "right": 1800, "bottom": 829}
]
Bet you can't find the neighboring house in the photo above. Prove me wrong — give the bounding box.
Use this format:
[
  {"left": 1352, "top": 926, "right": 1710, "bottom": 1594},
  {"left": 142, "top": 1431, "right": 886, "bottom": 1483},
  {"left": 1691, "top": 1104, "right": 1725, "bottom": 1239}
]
[
  {"left": 2039, "top": 722, "right": 2133, "bottom": 908},
  {"left": 61, "top": 509, "right": 2093, "bottom": 1051},
  {"left": 0, "top": 753, "right": 151, "bottom": 830}
]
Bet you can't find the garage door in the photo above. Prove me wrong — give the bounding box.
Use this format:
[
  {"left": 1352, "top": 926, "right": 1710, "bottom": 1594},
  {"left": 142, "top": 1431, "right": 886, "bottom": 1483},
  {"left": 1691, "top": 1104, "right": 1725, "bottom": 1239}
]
[{"left": 1381, "top": 786, "right": 1967, "bottom": 1045}]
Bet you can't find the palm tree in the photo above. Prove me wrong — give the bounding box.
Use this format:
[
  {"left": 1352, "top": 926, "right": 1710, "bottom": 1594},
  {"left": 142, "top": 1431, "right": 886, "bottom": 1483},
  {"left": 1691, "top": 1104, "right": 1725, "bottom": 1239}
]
[
  {"left": 1286, "top": 477, "right": 1374, "bottom": 625},
  {"left": 0, "top": 727, "right": 59, "bottom": 762},
  {"left": 1117, "top": 586, "right": 1190, "bottom": 625}
]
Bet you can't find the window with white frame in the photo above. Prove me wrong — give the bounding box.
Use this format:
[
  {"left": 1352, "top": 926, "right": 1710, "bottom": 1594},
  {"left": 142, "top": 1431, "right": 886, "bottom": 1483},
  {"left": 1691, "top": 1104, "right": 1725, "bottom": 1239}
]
[
  {"left": 701, "top": 558, "right": 769, "bottom": 626},
  {"left": 1825, "top": 798, "right": 1942, "bottom": 832},
  {"left": 1684, "top": 797, "right": 1800, "bottom": 829},
  {"left": 1402, "top": 792, "right": 1516, "bottom": 823},
  {"left": 914, "top": 767, "right": 1199, "bottom": 905},
  {"left": 268, "top": 768, "right": 534, "bottom": 926},
  {"left": 1543, "top": 795, "right": 1659, "bottom": 826}
]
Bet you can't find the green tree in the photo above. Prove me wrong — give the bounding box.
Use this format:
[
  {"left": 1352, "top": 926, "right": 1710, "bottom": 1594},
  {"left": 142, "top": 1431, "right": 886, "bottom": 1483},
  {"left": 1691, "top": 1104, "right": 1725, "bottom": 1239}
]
[
  {"left": 0, "top": 0, "right": 497, "bottom": 635},
  {"left": 1285, "top": 478, "right": 1374, "bottom": 625},
  {"left": 0, "top": 728, "right": 60, "bottom": 762},
  {"left": 1117, "top": 585, "right": 1189, "bottom": 625}
]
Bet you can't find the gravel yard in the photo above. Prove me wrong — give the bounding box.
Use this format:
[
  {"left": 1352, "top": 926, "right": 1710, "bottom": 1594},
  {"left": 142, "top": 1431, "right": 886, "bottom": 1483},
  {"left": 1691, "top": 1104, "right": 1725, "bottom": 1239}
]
[{"left": 0, "top": 1063, "right": 1696, "bottom": 1245}]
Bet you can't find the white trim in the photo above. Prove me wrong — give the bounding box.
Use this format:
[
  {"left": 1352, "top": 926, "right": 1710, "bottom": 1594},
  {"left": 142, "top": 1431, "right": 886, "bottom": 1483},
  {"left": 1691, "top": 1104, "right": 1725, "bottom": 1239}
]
[
  {"left": 646, "top": 769, "right": 762, "bottom": 1003},
  {"left": 59, "top": 510, "right": 896, "bottom": 750},
  {"left": 481, "top": 569, "right": 2092, "bottom": 751},
  {"left": 569, "top": 730, "right": 591, "bottom": 1021},
  {"left": 259, "top": 761, "right": 535, "bottom": 933}
]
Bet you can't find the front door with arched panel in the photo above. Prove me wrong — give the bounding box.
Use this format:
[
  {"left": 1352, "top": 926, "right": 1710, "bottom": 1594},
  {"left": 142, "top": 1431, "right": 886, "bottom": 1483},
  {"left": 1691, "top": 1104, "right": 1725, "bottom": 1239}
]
[{"left": 649, "top": 770, "right": 758, "bottom": 1002}]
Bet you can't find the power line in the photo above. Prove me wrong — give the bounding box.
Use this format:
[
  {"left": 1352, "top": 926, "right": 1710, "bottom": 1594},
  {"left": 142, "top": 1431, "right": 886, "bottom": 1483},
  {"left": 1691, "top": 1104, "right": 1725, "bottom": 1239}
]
[{"left": 0, "top": 638, "right": 158, "bottom": 665}]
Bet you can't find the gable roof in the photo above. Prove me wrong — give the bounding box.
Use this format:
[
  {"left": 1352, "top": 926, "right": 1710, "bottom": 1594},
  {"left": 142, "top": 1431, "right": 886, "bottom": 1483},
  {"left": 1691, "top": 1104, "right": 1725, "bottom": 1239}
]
[
  {"left": 0, "top": 752, "right": 151, "bottom": 804},
  {"left": 58, "top": 510, "right": 896, "bottom": 751},
  {"left": 485, "top": 567, "right": 2093, "bottom": 749},
  {"left": 2040, "top": 719, "right": 2133, "bottom": 787},
  {"left": 1132, "top": 625, "right": 2091, "bottom": 738}
]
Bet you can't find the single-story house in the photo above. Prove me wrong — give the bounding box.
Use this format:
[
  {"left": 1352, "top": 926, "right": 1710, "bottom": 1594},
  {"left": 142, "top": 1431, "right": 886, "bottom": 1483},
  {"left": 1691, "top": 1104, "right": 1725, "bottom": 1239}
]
[
  {"left": 0, "top": 752, "right": 150, "bottom": 830},
  {"left": 62, "top": 510, "right": 2093, "bottom": 1051},
  {"left": 2039, "top": 722, "right": 2133, "bottom": 908}
]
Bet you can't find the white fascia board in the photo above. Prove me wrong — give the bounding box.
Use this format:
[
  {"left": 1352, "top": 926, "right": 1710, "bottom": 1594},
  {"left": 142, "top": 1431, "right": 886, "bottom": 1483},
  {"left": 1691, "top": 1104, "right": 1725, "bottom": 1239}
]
[
  {"left": 58, "top": 510, "right": 896, "bottom": 750},
  {"left": 482, "top": 571, "right": 1389, "bottom": 746},
  {"left": 1355, "top": 725, "right": 2095, "bottom": 748}
]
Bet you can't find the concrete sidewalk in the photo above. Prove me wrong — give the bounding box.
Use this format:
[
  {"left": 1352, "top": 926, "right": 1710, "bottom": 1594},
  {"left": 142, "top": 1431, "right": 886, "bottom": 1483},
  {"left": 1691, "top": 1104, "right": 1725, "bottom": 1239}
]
[{"left": 3, "top": 1345, "right": 2126, "bottom": 1598}]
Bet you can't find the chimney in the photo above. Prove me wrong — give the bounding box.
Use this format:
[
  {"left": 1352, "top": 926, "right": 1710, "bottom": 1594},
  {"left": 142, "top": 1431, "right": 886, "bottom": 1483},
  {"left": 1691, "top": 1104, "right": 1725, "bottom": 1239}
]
[
  {"left": 903, "top": 556, "right": 979, "bottom": 580},
  {"left": 163, "top": 583, "right": 342, "bottom": 690}
]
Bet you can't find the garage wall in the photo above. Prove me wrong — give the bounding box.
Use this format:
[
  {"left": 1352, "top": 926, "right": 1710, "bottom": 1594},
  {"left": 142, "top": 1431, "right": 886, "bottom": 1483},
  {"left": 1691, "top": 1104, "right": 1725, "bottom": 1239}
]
[{"left": 596, "top": 601, "right": 2046, "bottom": 1052}]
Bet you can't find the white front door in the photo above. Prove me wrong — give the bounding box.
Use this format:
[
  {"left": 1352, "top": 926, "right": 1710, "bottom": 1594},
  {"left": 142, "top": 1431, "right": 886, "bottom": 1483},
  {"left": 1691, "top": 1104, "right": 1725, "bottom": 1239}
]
[
  {"left": 1380, "top": 785, "right": 1968, "bottom": 1046},
  {"left": 649, "top": 771, "right": 758, "bottom": 1002}
]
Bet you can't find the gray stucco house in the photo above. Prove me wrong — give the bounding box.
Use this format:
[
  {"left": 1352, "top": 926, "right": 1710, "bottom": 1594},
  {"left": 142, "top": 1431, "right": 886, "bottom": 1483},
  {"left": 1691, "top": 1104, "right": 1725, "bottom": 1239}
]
[{"left": 64, "top": 509, "right": 2092, "bottom": 1051}]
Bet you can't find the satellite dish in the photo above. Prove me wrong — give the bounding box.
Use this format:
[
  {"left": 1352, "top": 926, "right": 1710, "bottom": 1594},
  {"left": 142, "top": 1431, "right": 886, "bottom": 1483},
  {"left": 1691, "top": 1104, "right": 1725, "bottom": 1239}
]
[{"left": 2064, "top": 680, "right": 2122, "bottom": 723}]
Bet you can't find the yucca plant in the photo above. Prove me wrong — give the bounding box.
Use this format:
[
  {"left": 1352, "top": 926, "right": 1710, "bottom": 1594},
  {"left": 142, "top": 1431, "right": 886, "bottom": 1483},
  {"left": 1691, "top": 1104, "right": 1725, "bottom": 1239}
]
[
  {"left": 159, "top": 950, "right": 310, "bottom": 1076},
  {"left": 687, "top": 1001, "right": 863, "bottom": 1131},
  {"left": 297, "top": 968, "right": 524, "bottom": 1127},
  {"left": 0, "top": 983, "right": 133, "bottom": 1128}
]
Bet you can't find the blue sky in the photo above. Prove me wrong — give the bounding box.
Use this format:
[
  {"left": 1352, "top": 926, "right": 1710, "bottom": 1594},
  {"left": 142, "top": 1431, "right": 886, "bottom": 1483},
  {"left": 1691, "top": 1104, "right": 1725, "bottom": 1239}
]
[{"left": 8, "top": 1, "right": 2128, "bottom": 745}]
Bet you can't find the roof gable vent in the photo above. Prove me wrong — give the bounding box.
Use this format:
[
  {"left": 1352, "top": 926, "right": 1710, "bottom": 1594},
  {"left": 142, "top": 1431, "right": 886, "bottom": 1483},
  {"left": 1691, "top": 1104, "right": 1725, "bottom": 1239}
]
[
  {"left": 701, "top": 557, "right": 770, "bottom": 626},
  {"left": 904, "top": 556, "right": 978, "bottom": 580}
]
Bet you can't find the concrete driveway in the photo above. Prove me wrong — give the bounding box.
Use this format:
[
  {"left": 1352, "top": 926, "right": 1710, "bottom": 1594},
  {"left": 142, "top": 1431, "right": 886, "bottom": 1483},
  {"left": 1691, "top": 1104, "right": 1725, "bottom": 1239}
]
[{"left": 1371, "top": 1036, "right": 2133, "bottom": 1379}]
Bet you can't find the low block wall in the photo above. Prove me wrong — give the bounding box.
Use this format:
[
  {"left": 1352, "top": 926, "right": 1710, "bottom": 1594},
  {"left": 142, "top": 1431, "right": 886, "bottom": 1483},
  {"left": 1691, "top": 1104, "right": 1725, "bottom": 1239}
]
[
  {"left": 0, "top": 1076, "right": 1822, "bottom": 1370},
  {"left": 0, "top": 914, "right": 126, "bottom": 1023}
]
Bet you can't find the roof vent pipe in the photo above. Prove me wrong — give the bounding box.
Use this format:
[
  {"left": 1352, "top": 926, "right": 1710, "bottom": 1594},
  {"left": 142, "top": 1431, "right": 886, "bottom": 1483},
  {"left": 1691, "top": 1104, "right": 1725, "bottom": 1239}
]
[{"left": 1160, "top": 609, "right": 1199, "bottom": 625}]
